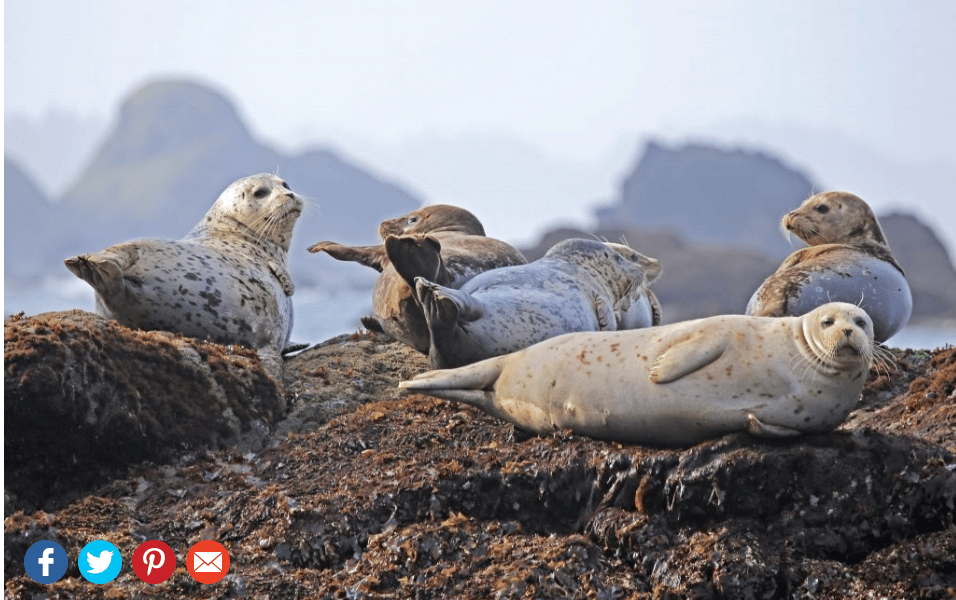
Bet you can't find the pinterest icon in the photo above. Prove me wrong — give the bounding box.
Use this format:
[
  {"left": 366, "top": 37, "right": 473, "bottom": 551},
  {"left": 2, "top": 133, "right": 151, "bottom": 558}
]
[{"left": 132, "top": 540, "right": 176, "bottom": 584}]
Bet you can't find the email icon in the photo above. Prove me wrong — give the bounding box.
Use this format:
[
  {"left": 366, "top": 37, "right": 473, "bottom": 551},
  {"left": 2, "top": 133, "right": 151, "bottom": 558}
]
[
  {"left": 193, "top": 551, "right": 222, "bottom": 572},
  {"left": 187, "top": 540, "right": 230, "bottom": 584}
]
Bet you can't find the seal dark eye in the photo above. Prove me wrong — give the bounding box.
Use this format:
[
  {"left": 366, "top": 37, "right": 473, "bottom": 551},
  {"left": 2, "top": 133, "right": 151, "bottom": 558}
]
[
  {"left": 814, "top": 204, "right": 830, "bottom": 214},
  {"left": 282, "top": 181, "right": 291, "bottom": 190},
  {"left": 253, "top": 187, "right": 269, "bottom": 199},
  {"left": 855, "top": 318, "right": 867, "bottom": 328},
  {"left": 407, "top": 217, "right": 419, "bottom": 225},
  {"left": 821, "top": 318, "right": 834, "bottom": 328}
]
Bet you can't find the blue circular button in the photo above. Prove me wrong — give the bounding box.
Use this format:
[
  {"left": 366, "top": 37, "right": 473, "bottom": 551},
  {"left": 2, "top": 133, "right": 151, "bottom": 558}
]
[
  {"left": 24, "top": 540, "right": 68, "bottom": 583},
  {"left": 78, "top": 540, "right": 123, "bottom": 584}
]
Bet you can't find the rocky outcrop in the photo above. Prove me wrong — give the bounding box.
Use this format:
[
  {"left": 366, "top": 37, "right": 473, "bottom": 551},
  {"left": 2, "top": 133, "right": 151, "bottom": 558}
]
[
  {"left": 4, "top": 311, "right": 284, "bottom": 511},
  {"left": 882, "top": 212, "right": 956, "bottom": 320},
  {"left": 11, "top": 78, "right": 423, "bottom": 292},
  {"left": 595, "top": 141, "right": 816, "bottom": 257},
  {"left": 520, "top": 225, "right": 778, "bottom": 322},
  {"left": 4, "top": 310, "right": 955, "bottom": 598}
]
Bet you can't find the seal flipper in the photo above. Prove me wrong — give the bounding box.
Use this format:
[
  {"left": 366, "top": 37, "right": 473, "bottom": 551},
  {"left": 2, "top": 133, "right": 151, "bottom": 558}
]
[
  {"left": 399, "top": 358, "right": 504, "bottom": 409},
  {"left": 746, "top": 414, "right": 803, "bottom": 438},
  {"left": 64, "top": 247, "right": 138, "bottom": 301},
  {"left": 386, "top": 235, "right": 452, "bottom": 288},
  {"left": 268, "top": 259, "right": 295, "bottom": 296},
  {"left": 415, "top": 277, "right": 485, "bottom": 325},
  {"left": 648, "top": 336, "right": 726, "bottom": 384},
  {"left": 307, "top": 241, "right": 389, "bottom": 272}
]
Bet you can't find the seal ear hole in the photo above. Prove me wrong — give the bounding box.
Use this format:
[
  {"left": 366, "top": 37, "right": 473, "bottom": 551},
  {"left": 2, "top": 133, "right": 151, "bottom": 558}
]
[
  {"left": 814, "top": 204, "right": 830, "bottom": 214},
  {"left": 253, "top": 187, "right": 270, "bottom": 199}
]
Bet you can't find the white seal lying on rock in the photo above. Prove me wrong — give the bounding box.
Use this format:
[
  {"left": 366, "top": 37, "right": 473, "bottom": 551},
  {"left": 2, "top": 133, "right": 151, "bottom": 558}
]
[
  {"left": 401, "top": 302, "right": 875, "bottom": 447},
  {"left": 747, "top": 191, "right": 911, "bottom": 343},
  {"left": 415, "top": 238, "right": 662, "bottom": 368},
  {"left": 65, "top": 173, "right": 303, "bottom": 360}
]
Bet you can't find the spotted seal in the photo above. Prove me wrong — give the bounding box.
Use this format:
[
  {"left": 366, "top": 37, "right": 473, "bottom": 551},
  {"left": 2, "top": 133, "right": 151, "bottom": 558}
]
[
  {"left": 415, "top": 238, "right": 662, "bottom": 368},
  {"left": 64, "top": 173, "right": 302, "bottom": 361},
  {"left": 401, "top": 302, "right": 875, "bottom": 447},
  {"left": 746, "top": 191, "right": 911, "bottom": 342},
  {"left": 308, "top": 204, "right": 526, "bottom": 352}
]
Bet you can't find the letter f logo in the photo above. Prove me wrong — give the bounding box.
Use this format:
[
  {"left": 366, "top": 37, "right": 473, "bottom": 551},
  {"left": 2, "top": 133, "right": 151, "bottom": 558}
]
[{"left": 38, "top": 547, "right": 56, "bottom": 577}]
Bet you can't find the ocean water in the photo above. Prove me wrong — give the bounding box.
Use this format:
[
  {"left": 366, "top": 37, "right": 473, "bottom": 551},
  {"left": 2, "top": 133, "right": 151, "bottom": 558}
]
[{"left": 5, "top": 277, "right": 954, "bottom": 350}]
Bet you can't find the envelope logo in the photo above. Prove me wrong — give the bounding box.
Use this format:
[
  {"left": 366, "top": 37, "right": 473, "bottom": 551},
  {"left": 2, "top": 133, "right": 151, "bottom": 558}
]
[
  {"left": 194, "top": 551, "right": 222, "bottom": 572},
  {"left": 187, "top": 540, "right": 230, "bottom": 584}
]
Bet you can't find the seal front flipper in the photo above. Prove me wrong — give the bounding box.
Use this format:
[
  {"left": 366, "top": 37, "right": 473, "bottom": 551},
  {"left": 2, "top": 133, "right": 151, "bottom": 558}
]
[
  {"left": 386, "top": 235, "right": 451, "bottom": 288},
  {"left": 307, "top": 240, "right": 389, "bottom": 272},
  {"left": 64, "top": 247, "right": 139, "bottom": 300},
  {"left": 268, "top": 259, "right": 295, "bottom": 295},
  {"left": 746, "top": 414, "right": 803, "bottom": 437},
  {"left": 648, "top": 336, "right": 726, "bottom": 384}
]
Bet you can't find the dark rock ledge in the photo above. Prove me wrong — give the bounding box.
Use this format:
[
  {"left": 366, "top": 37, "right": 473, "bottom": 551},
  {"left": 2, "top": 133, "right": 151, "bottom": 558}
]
[{"left": 4, "top": 310, "right": 955, "bottom": 599}]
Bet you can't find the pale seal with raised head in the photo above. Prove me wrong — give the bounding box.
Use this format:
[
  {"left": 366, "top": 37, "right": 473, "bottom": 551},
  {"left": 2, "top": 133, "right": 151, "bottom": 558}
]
[
  {"left": 746, "top": 191, "right": 911, "bottom": 342},
  {"left": 401, "top": 302, "right": 875, "bottom": 447},
  {"left": 308, "top": 204, "right": 526, "bottom": 352},
  {"left": 65, "top": 173, "right": 303, "bottom": 360},
  {"left": 415, "top": 238, "right": 662, "bottom": 368}
]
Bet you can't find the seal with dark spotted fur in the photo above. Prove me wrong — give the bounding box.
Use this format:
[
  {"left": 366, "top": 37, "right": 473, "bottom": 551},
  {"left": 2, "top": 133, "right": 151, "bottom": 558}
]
[
  {"left": 402, "top": 302, "right": 875, "bottom": 447},
  {"left": 746, "top": 191, "right": 911, "bottom": 342},
  {"left": 308, "top": 204, "right": 526, "bottom": 352},
  {"left": 64, "top": 173, "right": 303, "bottom": 360},
  {"left": 415, "top": 238, "right": 662, "bottom": 368}
]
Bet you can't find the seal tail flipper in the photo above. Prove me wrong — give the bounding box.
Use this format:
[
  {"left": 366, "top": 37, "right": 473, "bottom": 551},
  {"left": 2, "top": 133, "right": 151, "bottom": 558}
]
[
  {"left": 415, "top": 277, "right": 484, "bottom": 325},
  {"left": 385, "top": 235, "right": 452, "bottom": 288},
  {"left": 64, "top": 251, "right": 130, "bottom": 299},
  {"left": 399, "top": 358, "right": 505, "bottom": 409}
]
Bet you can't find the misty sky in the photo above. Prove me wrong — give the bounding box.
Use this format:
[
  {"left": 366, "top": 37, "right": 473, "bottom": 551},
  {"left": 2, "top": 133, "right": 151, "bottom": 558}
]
[
  {"left": 7, "top": 1, "right": 956, "bottom": 163},
  {"left": 5, "top": 0, "right": 956, "bottom": 257}
]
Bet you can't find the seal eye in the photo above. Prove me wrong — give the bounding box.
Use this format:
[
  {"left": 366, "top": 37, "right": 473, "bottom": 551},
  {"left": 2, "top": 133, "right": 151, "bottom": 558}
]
[
  {"left": 821, "top": 317, "right": 835, "bottom": 328},
  {"left": 855, "top": 318, "right": 867, "bottom": 329},
  {"left": 281, "top": 181, "right": 291, "bottom": 190},
  {"left": 407, "top": 217, "right": 419, "bottom": 225},
  {"left": 814, "top": 204, "right": 830, "bottom": 214},
  {"left": 253, "top": 187, "right": 269, "bottom": 199}
]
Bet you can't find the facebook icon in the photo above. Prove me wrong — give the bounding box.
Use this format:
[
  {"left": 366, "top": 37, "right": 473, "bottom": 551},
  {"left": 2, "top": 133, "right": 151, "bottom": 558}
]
[{"left": 24, "top": 540, "right": 68, "bottom": 583}]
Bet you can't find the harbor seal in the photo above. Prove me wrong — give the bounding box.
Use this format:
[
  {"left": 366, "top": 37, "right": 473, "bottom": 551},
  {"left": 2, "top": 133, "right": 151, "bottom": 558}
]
[
  {"left": 746, "top": 191, "right": 911, "bottom": 342},
  {"left": 401, "top": 302, "right": 875, "bottom": 447},
  {"left": 415, "top": 238, "right": 662, "bottom": 368},
  {"left": 64, "top": 173, "right": 303, "bottom": 360},
  {"left": 308, "top": 204, "right": 526, "bottom": 352}
]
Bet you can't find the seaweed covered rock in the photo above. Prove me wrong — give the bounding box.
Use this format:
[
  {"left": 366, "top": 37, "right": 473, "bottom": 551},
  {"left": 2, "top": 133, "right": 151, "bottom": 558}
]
[
  {"left": 3, "top": 320, "right": 955, "bottom": 598},
  {"left": 4, "top": 310, "right": 284, "bottom": 511}
]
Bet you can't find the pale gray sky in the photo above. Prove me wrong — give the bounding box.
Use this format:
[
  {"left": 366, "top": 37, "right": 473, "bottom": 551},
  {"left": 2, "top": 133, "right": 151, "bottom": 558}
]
[{"left": 6, "top": 0, "right": 956, "bottom": 163}]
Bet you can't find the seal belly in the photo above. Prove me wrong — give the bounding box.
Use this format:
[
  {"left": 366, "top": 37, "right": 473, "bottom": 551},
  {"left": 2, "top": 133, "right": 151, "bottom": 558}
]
[{"left": 747, "top": 256, "right": 911, "bottom": 342}]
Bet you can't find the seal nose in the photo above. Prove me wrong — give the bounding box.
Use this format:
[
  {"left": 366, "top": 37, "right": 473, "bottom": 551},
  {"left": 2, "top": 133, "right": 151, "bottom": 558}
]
[{"left": 843, "top": 328, "right": 853, "bottom": 339}]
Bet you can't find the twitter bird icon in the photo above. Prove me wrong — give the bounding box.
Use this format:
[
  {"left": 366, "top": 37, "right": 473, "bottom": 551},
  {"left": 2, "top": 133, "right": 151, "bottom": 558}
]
[
  {"left": 79, "top": 540, "right": 122, "bottom": 584},
  {"left": 86, "top": 550, "right": 113, "bottom": 574}
]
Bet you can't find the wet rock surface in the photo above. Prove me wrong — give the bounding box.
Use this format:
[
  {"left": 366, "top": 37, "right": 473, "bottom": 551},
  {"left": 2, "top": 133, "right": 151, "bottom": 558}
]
[{"left": 4, "top": 312, "right": 955, "bottom": 599}]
